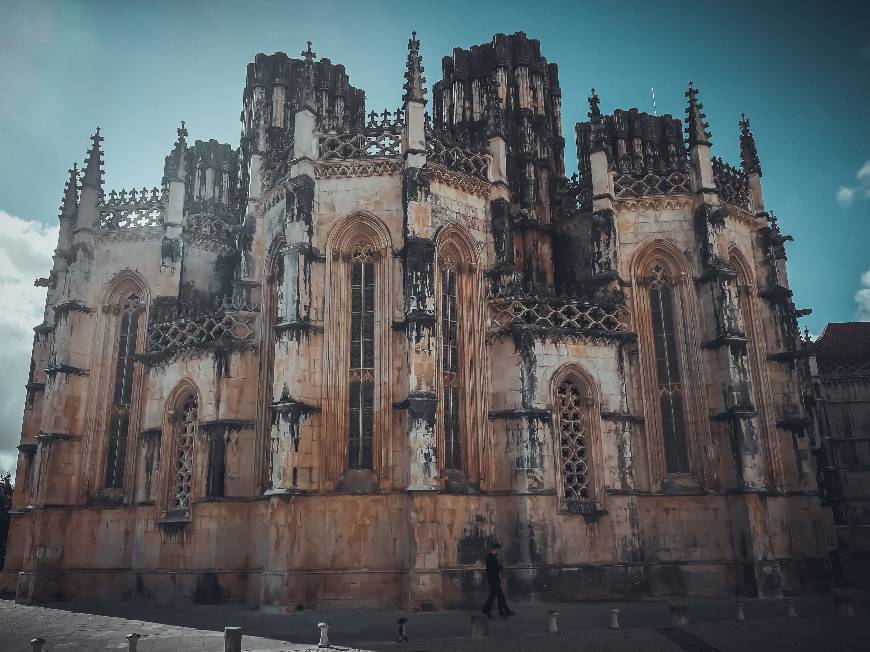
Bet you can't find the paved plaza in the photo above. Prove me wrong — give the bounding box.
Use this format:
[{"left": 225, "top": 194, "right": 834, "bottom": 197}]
[{"left": 2, "top": 593, "right": 870, "bottom": 651}]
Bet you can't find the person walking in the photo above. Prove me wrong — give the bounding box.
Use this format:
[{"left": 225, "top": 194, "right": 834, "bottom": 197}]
[{"left": 481, "top": 542, "right": 515, "bottom": 618}]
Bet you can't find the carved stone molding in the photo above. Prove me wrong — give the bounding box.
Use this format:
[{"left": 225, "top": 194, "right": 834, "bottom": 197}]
[
  {"left": 314, "top": 159, "right": 404, "bottom": 179},
  {"left": 428, "top": 163, "right": 491, "bottom": 198}
]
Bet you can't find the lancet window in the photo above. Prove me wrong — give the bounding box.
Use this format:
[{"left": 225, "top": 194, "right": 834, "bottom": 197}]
[
  {"left": 104, "top": 292, "right": 141, "bottom": 489},
  {"left": 348, "top": 246, "right": 375, "bottom": 469},
  {"left": 172, "top": 394, "right": 198, "bottom": 511},
  {"left": 441, "top": 265, "right": 461, "bottom": 470},
  {"left": 556, "top": 377, "right": 591, "bottom": 502},
  {"left": 649, "top": 264, "right": 690, "bottom": 473}
]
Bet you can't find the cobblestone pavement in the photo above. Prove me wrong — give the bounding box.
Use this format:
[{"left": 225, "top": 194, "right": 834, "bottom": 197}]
[{"left": 2, "top": 593, "right": 870, "bottom": 651}]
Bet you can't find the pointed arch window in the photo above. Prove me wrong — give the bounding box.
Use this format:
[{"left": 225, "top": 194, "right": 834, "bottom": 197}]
[
  {"left": 441, "top": 264, "right": 461, "bottom": 470},
  {"left": 649, "top": 264, "right": 690, "bottom": 473},
  {"left": 556, "top": 377, "right": 591, "bottom": 502},
  {"left": 172, "top": 394, "right": 197, "bottom": 512},
  {"left": 348, "top": 246, "right": 375, "bottom": 469},
  {"left": 104, "top": 292, "right": 141, "bottom": 489}
]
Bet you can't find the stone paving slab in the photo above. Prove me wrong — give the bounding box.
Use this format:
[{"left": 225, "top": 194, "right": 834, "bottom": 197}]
[{"left": 3, "top": 594, "right": 870, "bottom": 652}]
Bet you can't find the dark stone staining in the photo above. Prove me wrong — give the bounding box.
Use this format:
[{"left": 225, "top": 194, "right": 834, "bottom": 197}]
[
  {"left": 489, "top": 198, "right": 514, "bottom": 266},
  {"left": 407, "top": 392, "right": 437, "bottom": 477},
  {"left": 457, "top": 514, "right": 496, "bottom": 564},
  {"left": 512, "top": 331, "right": 538, "bottom": 409},
  {"left": 214, "top": 250, "right": 241, "bottom": 301},
  {"left": 401, "top": 238, "right": 436, "bottom": 320},
  {"left": 402, "top": 166, "right": 430, "bottom": 231},
  {"left": 193, "top": 572, "right": 222, "bottom": 604},
  {"left": 160, "top": 237, "right": 182, "bottom": 264}
]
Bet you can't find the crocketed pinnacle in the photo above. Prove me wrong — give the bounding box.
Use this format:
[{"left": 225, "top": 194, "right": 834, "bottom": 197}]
[
  {"left": 59, "top": 163, "right": 79, "bottom": 218},
  {"left": 684, "top": 82, "right": 711, "bottom": 147},
  {"left": 587, "top": 87, "right": 601, "bottom": 119},
  {"left": 163, "top": 121, "right": 189, "bottom": 183},
  {"left": 403, "top": 31, "right": 426, "bottom": 103},
  {"left": 739, "top": 112, "right": 761, "bottom": 176},
  {"left": 588, "top": 88, "right": 606, "bottom": 153},
  {"left": 81, "top": 127, "right": 105, "bottom": 191}
]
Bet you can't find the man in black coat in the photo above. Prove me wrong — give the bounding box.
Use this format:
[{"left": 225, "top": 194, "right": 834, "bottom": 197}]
[{"left": 481, "top": 542, "right": 515, "bottom": 617}]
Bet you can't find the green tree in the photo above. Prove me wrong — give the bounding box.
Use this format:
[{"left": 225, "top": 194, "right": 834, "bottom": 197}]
[{"left": 0, "top": 472, "right": 13, "bottom": 569}]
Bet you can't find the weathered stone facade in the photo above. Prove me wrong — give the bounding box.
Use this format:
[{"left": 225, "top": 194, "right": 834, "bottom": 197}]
[{"left": 1, "top": 32, "right": 835, "bottom": 609}]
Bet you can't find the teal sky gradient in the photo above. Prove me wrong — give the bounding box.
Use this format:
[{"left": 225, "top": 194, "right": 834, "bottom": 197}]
[{"left": 1, "top": 0, "right": 869, "bottom": 333}]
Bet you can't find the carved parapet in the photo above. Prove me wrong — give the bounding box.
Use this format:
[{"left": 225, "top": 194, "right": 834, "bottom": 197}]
[
  {"left": 142, "top": 296, "right": 260, "bottom": 362},
  {"left": 98, "top": 187, "right": 167, "bottom": 229},
  {"left": 712, "top": 157, "right": 751, "bottom": 211},
  {"left": 425, "top": 127, "right": 489, "bottom": 180},
  {"left": 318, "top": 121, "right": 403, "bottom": 160},
  {"left": 612, "top": 168, "right": 692, "bottom": 198},
  {"left": 488, "top": 295, "right": 628, "bottom": 338}
]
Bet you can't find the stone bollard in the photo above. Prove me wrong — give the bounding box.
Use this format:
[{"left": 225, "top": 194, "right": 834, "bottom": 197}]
[
  {"left": 317, "top": 621, "right": 331, "bottom": 648},
  {"left": 396, "top": 617, "right": 409, "bottom": 642},
  {"left": 224, "top": 626, "right": 242, "bottom": 652},
  {"left": 669, "top": 603, "right": 689, "bottom": 626},
  {"left": 127, "top": 632, "right": 142, "bottom": 651},
  {"left": 786, "top": 598, "right": 797, "bottom": 618},
  {"left": 30, "top": 639, "right": 45, "bottom": 652},
  {"left": 609, "top": 608, "right": 620, "bottom": 630},
  {"left": 548, "top": 610, "right": 559, "bottom": 633},
  {"left": 736, "top": 600, "right": 746, "bottom": 622},
  {"left": 834, "top": 591, "right": 855, "bottom": 616},
  {"left": 470, "top": 614, "right": 490, "bottom": 638}
]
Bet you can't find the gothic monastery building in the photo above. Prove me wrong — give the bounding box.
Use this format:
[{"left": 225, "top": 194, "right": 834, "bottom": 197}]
[{"left": 1, "top": 32, "right": 835, "bottom": 608}]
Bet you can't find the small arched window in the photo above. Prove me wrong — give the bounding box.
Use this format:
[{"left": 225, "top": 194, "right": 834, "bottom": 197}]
[
  {"left": 556, "top": 377, "right": 591, "bottom": 503},
  {"left": 171, "top": 394, "right": 198, "bottom": 512},
  {"left": 648, "top": 264, "right": 690, "bottom": 474},
  {"left": 104, "top": 292, "right": 142, "bottom": 489}
]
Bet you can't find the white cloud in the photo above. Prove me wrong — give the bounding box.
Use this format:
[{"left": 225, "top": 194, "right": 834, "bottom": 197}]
[
  {"left": 837, "top": 186, "right": 857, "bottom": 207},
  {"left": 857, "top": 270, "right": 870, "bottom": 321},
  {"left": 0, "top": 210, "right": 57, "bottom": 476},
  {"left": 837, "top": 160, "right": 870, "bottom": 207}
]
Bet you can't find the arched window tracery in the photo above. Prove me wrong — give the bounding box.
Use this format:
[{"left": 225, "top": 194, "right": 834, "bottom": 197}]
[
  {"left": 104, "top": 291, "right": 144, "bottom": 490},
  {"left": 556, "top": 377, "right": 590, "bottom": 502},
  {"left": 171, "top": 393, "right": 198, "bottom": 512},
  {"left": 440, "top": 260, "right": 461, "bottom": 470},
  {"left": 648, "top": 264, "right": 690, "bottom": 474},
  {"left": 348, "top": 244, "right": 376, "bottom": 469}
]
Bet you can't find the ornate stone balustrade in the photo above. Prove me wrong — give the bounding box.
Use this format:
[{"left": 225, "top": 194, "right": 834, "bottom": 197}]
[
  {"left": 426, "top": 128, "right": 489, "bottom": 181},
  {"left": 98, "top": 187, "right": 168, "bottom": 229},
  {"left": 145, "top": 296, "right": 259, "bottom": 360},
  {"left": 712, "top": 157, "right": 751, "bottom": 211},
  {"left": 612, "top": 169, "right": 692, "bottom": 199},
  {"left": 489, "top": 296, "right": 627, "bottom": 335},
  {"left": 318, "top": 129, "right": 402, "bottom": 159}
]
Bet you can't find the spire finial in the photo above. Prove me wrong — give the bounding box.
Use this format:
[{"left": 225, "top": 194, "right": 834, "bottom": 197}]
[
  {"left": 163, "top": 120, "right": 189, "bottom": 184},
  {"left": 302, "top": 41, "right": 317, "bottom": 62},
  {"left": 402, "top": 30, "right": 426, "bottom": 103},
  {"left": 81, "top": 127, "right": 105, "bottom": 191},
  {"left": 684, "top": 81, "right": 711, "bottom": 147},
  {"left": 588, "top": 87, "right": 601, "bottom": 119},
  {"left": 739, "top": 112, "right": 761, "bottom": 176},
  {"left": 59, "top": 163, "right": 79, "bottom": 218}
]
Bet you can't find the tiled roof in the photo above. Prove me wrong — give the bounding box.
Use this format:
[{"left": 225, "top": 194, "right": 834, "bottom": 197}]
[{"left": 816, "top": 322, "right": 870, "bottom": 365}]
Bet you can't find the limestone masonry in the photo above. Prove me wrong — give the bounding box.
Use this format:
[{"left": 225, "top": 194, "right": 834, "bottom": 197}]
[{"left": 0, "top": 32, "right": 837, "bottom": 609}]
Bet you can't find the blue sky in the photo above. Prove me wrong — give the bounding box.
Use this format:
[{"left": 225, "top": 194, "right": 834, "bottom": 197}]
[{"left": 0, "top": 0, "right": 868, "bottom": 472}]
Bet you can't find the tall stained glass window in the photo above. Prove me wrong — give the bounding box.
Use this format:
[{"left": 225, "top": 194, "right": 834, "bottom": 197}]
[
  {"left": 104, "top": 293, "right": 141, "bottom": 489},
  {"left": 649, "top": 264, "right": 690, "bottom": 473},
  {"left": 348, "top": 247, "right": 375, "bottom": 469},
  {"left": 441, "top": 267, "right": 461, "bottom": 470}
]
